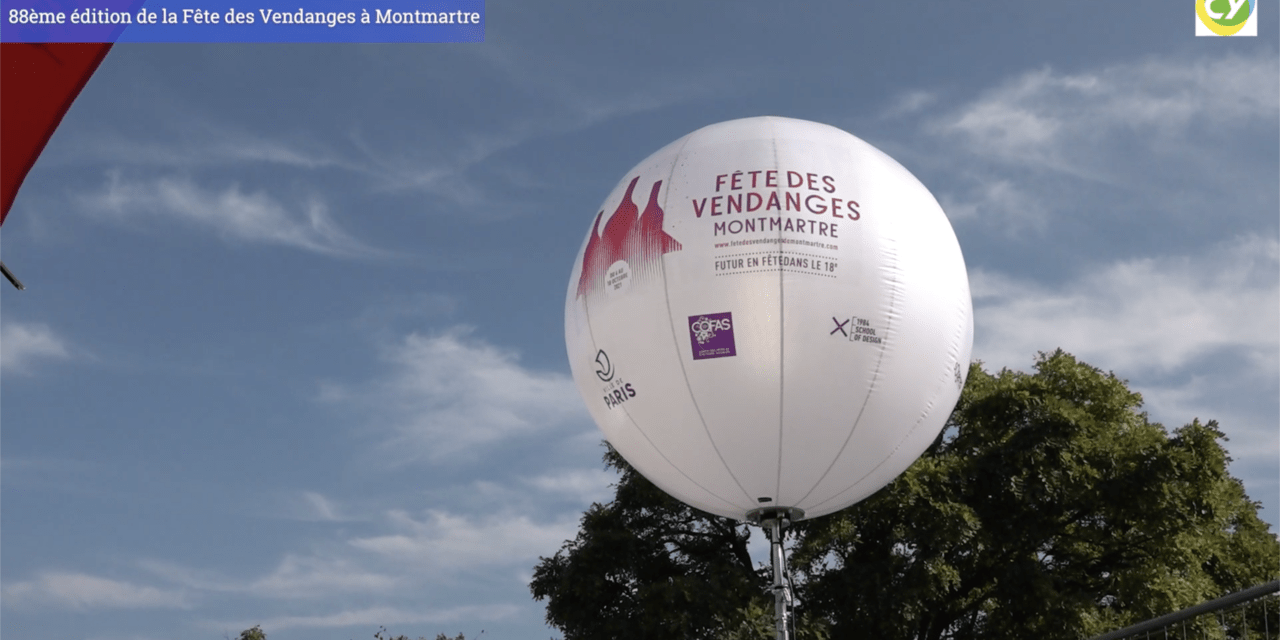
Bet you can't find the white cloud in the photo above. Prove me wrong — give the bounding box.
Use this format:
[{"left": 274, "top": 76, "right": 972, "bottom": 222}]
[
  {"left": 936, "top": 178, "right": 1049, "bottom": 232},
  {"left": 139, "top": 551, "right": 404, "bottom": 601},
  {"left": 136, "top": 560, "right": 236, "bottom": 592},
  {"left": 120, "top": 323, "right": 601, "bottom": 614},
  {"left": 971, "top": 234, "right": 1278, "bottom": 375},
  {"left": 934, "top": 52, "right": 1279, "bottom": 174},
  {"left": 914, "top": 53, "right": 1279, "bottom": 524},
  {"left": 1, "top": 321, "right": 71, "bottom": 374},
  {"left": 1136, "top": 370, "right": 1278, "bottom": 498},
  {"left": 76, "top": 172, "right": 384, "bottom": 258},
  {"left": 74, "top": 127, "right": 351, "bottom": 173},
  {"left": 353, "top": 293, "right": 461, "bottom": 332},
  {"left": 923, "top": 52, "right": 1279, "bottom": 230},
  {"left": 1139, "top": 373, "right": 1278, "bottom": 447},
  {"left": 343, "top": 76, "right": 726, "bottom": 210},
  {"left": 65, "top": 47, "right": 728, "bottom": 218},
  {"left": 138, "top": 498, "right": 583, "bottom": 604},
  {"left": 133, "top": 503, "right": 579, "bottom": 609},
  {"left": 72, "top": 116, "right": 509, "bottom": 213},
  {"left": 965, "top": 231, "right": 1278, "bottom": 524},
  {"left": 882, "top": 90, "right": 938, "bottom": 119},
  {"left": 1, "top": 572, "right": 187, "bottom": 611},
  {"left": 970, "top": 233, "right": 1279, "bottom": 518},
  {"left": 337, "top": 327, "right": 587, "bottom": 463},
  {"left": 299, "top": 491, "right": 344, "bottom": 522},
  {"left": 246, "top": 554, "right": 404, "bottom": 599},
  {"left": 350, "top": 509, "right": 579, "bottom": 572},
  {"left": 525, "top": 468, "right": 618, "bottom": 506}
]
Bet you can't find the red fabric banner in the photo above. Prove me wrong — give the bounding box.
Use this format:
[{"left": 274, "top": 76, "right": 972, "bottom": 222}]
[{"left": 1, "top": 43, "right": 112, "bottom": 224}]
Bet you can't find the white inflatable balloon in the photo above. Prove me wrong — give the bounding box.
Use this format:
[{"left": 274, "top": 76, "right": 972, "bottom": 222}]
[{"left": 565, "top": 116, "right": 973, "bottom": 521}]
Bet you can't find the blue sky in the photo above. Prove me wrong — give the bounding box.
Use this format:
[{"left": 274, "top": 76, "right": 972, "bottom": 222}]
[{"left": 2, "top": 3, "right": 1277, "bottom": 639}]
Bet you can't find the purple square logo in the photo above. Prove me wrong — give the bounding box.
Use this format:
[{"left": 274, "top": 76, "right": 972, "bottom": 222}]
[{"left": 688, "top": 312, "right": 736, "bottom": 360}]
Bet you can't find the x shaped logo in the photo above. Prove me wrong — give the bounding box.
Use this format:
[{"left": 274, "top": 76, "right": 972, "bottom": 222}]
[{"left": 830, "top": 317, "right": 850, "bottom": 337}]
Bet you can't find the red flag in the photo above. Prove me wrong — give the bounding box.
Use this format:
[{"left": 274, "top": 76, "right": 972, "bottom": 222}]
[{"left": 1, "top": 43, "right": 112, "bottom": 224}]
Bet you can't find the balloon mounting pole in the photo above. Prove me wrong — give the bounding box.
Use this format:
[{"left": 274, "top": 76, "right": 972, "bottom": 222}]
[
  {"left": 0, "top": 260, "right": 24, "bottom": 290},
  {"left": 748, "top": 507, "right": 803, "bottom": 640}
]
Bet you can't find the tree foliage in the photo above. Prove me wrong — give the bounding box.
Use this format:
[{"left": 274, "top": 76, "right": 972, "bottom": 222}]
[
  {"left": 529, "top": 441, "right": 773, "bottom": 639},
  {"left": 372, "top": 627, "right": 466, "bottom": 640},
  {"left": 234, "top": 626, "right": 466, "bottom": 640},
  {"left": 237, "top": 627, "right": 266, "bottom": 640},
  {"left": 531, "top": 350, "right": 1279, "bottom": 640}
]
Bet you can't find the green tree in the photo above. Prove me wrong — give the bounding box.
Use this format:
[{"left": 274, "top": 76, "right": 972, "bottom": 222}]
[
  {"left": 237, "top": 627, "right": 266, "bottom": 640},
  {"left": 530, "top": 443, "right": 777, "bottom": 639},
  {"left": 715, "top": 600, "right": 830, "bottom": 640},
  {"left": 531, "top": 350, "right": 1279, "bottom": 640},
  {"left": 372, "top": 627, "right": 467, "bottom": 640},
  {"left": 795, "top": 350, "right": 1278, "bottom": 639}
]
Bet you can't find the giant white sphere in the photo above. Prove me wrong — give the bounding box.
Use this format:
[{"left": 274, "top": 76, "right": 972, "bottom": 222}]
[{"left": 564, "top": 116, "right": 973, "bottom": 521}]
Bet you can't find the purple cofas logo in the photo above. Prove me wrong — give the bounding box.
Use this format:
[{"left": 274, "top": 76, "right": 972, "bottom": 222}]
[{"left": 689, "top": 312, "right": 736, "bottom": 360}]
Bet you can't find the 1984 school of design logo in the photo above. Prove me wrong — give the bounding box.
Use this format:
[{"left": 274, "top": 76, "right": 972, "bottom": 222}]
[{"left": 1196, "top": 0, "right": 1257, "bottom": 36}]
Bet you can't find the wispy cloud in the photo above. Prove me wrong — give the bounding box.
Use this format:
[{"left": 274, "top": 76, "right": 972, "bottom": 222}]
[
  {"left": 880, "top": 90, "right": 938, "bottom": 119},
  {"left": 936, "top": 178, "right": 1049, "bottom": 232},
  {"left": 76, "top": 172, "right": 385, "bottom": 258},
  {"left": 1, "top": 321, "right": 71, "bottom": 374},
  {"left": 300, "top": 491, "right": 343, "bottom": 522},
  {"left": 1139, "top": 371, "right": 1279, "bottom": 456},
  {"left": 72, "top": 126, "right": 353, "bottom": 173},
  {"left": 257, "top": 490, "right": 354, "bottom": 523},
  {"left": 524, "top": 468, "right": 617, "bottom": 506},
  {"left": 110, "top": 323, "right": 604, "bottom": 619},
  {"left": 327, "top": 326, "right": 587, "bottom": 463},
  {"left": 2, "top": 572, "right": 188, "bottom": 611},
  {"left": 139, "top": 553, "right": 403, "bottom": 602},
  {"left": 971, "top": 234, "right": 1278, "bottom": 375},
  {"left": 248, "top": 554, "right": 405, "bottom": 599},
  {"left": 970, "top": 231, "right": 1278, "bottom": 521},
  {"left": 932, "top": 52, "right": 1279, "bottom": 174},
  {"left": 339, "top": 79, "right": 735, "bottom": 211},
  {"left": 225, "top": 603, "right": 521, "bottom": 632},
  {"left": 352, "top": 293, "right": 461, "bottom": 333},
  {"left": 350, "top": 509, "right": 580, "bottom": 572},
  {"left": 916, "top": 54, "right": 1278, "bottom": 520},
  {"left": 137, "top": 466, "right": 609, "bottom": 605},
  {"left": 64, "top": 34, "right": 743, "bottom": 223},
  {"left": 919, "top": 52, "right": 1279, "bottom": 231}
]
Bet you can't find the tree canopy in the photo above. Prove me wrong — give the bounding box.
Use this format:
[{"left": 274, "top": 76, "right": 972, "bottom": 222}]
[{"left": 530, "top": 350, "right": 1279, "bottom": 640}]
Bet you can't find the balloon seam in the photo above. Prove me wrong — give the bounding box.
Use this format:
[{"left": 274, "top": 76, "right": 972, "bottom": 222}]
[
  {"left": 578, "top": 177, "right": 741, "bottom": 514},
  {"left": 772, "top": 127, "right": 786, "bottom": 508},
  {"left": 657, "top": 130, "right": 757, "bottom": 510},
  {"left": 793, "top": 235, "right": 900, "bottom": 509},
  {"left": 806, "top": 350, "right": 947, "bottom": 514}
]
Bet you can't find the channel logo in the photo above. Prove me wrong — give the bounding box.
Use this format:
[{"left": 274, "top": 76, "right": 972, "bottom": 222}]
[{"left": 1197, "top": 0, "right": 1257, "bottom": 36}]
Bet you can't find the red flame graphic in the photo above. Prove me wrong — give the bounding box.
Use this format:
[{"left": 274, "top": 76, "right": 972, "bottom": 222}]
[{"left": 576, "top": 176, "right": 682, "bottom": 298}]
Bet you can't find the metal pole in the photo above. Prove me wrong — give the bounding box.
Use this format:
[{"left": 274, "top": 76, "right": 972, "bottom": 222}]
[
  {"left": 769, "top": 516, "right": 792, "bottom": 640},
  {"left": 748, "top": 507, "right": 804, "bottom": 640},
  {"left": 1090, "top": 581, "right": 1280, "bottom": 640},
  {"left": 0, "top": 260, "right": 25, "bottom": 290}
]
